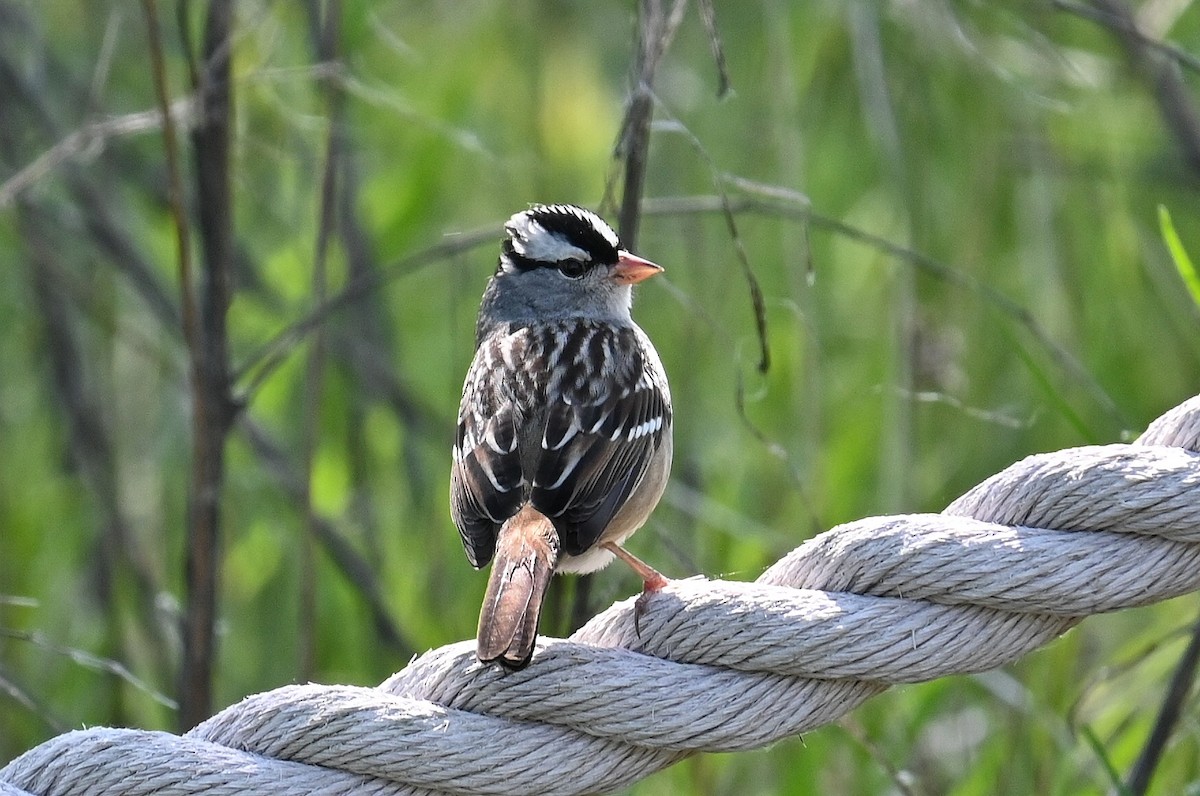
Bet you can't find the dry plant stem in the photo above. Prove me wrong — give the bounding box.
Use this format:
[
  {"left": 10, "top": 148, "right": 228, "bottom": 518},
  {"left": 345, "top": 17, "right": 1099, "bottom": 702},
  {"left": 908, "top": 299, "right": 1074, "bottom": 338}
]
[
  {"left": 1059, "top": 2, "right": 1200, "bottom": 787},
  {"left": 573, "top": 0, "right": 685, "bottom": 632},
  {"left": 0, "top": 628, "right": 175, "bottom": 711},
  {"left": 643, "top": 193, "right": 1124, "bottom": 428},
  {"left": 615, "top": 0, "right": 687, "bottom": 249},
  {"left": 143, "top": 0, "right": 239, "bottom": 730},
  {"left": 0, "top": 665, "right": 67, "bottom": 735},
  {"left": 655, "top": 114, "right": 769, "bottom": 374},
  {"left": 1052, "top": 1, "right": 1200, "bottom": 74},
  {"left": 1121, "top": 614, "right": 1200, "bottom": 796},
  {"left": 141, "top": 0, "right": 208, "bottom": 730},
  {"left": 182, "top": 0, "right": 238, "bottom": 732},
  {"left": 299, "top": 0, "right": 345, "bottom": 684},
  {"left": 239, "top": 418, "right": 414, "bottom": 656},
  {"left": 0, "top": 101, "right": 196, "bottom": 211},
  {"left": 617, "top": 86, "right": 653, "bottom": 250},
  {"left": 696, "top": 0, "right": 731, "bottom": 98},
  {"left": 1072, "top": 0, "right": 1200, "bottom": 178}
]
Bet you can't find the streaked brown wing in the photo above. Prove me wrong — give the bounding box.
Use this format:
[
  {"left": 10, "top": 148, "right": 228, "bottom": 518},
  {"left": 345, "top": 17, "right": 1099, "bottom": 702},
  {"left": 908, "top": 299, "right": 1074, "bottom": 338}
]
[
  {"left": 451, "top": 322, "right": 670, "bottom": 565},
  {"left": 450, "top": 339, "right": 525, "bottom": 568},
  {"left": 530, "top": 327, "right": 670, "bottom": 556}
]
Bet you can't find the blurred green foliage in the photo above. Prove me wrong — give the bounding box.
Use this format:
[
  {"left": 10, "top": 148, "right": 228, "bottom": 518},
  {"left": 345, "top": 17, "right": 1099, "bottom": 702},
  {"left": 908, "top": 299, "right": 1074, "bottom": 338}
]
[{"left": 1, "top": 0, "right": 1199, "bottom": 793}]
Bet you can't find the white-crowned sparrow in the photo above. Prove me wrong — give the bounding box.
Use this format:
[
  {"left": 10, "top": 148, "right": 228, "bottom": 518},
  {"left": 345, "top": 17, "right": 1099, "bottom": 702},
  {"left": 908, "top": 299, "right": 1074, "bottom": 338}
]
[{"left": 451, "top": 203, "right": 672, "bottom": 669}]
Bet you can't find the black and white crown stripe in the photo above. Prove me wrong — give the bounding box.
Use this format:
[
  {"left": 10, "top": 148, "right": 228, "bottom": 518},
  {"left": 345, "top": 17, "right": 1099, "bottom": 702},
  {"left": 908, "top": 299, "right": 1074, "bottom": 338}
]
[
  {"left": 512, "top": 204, "right": 620, "bottom": 248},
  {"left": 501, "top": 204, "right": 622, "bottom": 273}
]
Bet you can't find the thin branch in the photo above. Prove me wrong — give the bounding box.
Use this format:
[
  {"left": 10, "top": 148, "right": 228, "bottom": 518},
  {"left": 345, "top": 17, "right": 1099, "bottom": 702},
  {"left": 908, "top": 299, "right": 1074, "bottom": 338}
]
[
  {"left": 178, "top": 0, "right": 237, "bottom": 732},
  {"left": 238, "top": 419, "right": 413, "bottom": 654},
  {"left": 652, "top": 113, "right": 771, "bottom": 373},
  {"left": 143, "top": 0, "right": 238, "bottom": 730},
  {"left": 0, "top": 100, "right": 196, "bottom": 211},
  {"left": 613, "top": 0, "right": 688, "bottom": 248},
  {"left": 1053, "top": 0, "right": 1200, "bottom": 75},
  {"left": 233, "top": 224, "right": 499, "bottom": 400},
  {"left": 696, "top": 0, "right": 731, "bottom": 98},
  {"left": 0, "top": 664, "right": 69, "bottom": 735},
  {"left": 612, "top": 7, "right": 769, "bottom": 378},
  {"left": 1059, "top": 0, "right": 1200, "bottom": 179},
  {"left": 574, "top": 0, "right": 688, "bottom": 634},
  {"left": 883, "top": 387, "right": 1038, "bottom": 430},
  {"left": 139, "top": 0, "right": 201, "bottom": 470},
  {"left": 642, "top": 192, "right": 1126, "bottom": 428},
  {"left": 142, "top": 0, "right": 207, "bottom": 731},
  {"left": 0, "top": 628, "right": 176, "bottom": 710}
]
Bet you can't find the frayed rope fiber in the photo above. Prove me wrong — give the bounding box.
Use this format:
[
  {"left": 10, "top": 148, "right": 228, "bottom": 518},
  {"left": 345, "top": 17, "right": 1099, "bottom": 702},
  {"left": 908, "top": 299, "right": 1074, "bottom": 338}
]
[{"left": 4, "top": 396, "right": 1199, "bottom": 795}]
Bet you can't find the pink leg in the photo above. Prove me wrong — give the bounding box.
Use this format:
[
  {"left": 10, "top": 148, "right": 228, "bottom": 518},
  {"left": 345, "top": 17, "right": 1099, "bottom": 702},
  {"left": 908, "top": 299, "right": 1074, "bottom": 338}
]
[
  {"left": 602, "top": 542, "right": 668, "bottom": 591},
  {"left": 602, "top": 542, "right": 668, "bottom": 636}
]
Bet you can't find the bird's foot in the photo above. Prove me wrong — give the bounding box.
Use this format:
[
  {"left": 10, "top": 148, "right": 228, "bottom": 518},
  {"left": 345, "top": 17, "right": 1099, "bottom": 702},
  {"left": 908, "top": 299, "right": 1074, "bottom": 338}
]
[
  {"left": 632, "top": 573, "right": 668, "bottom": 637},
  {"left": 601, "top": 542, "right": 668, "bottom": 637}
]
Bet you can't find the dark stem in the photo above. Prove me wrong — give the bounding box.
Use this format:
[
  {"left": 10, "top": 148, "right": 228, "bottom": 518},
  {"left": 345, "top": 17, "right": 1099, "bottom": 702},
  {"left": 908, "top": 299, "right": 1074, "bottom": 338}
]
[
  {"left": 574, "top": 0, "right": 687, "bottom": 632},
  {"left": 642, "top": 192, "right": 1125, "bottom": 429},
  {"left": 298, "top": 0, "right": 344, "bottom": 682},
  {"left": 1067, "top": 0, "right": 1200, "bottom": 179},
  {"left": 144, "top": 0, "right": 238, "bottom": 730},
  {"left": 181, "top": 0, "right": 237, "bottom": 730},
  {"left": 140, "top": 0, "right": 205, "bottom": 730},
  {"left": 239, "top": 419, "right": 414, "bottom": 655},
  {"left": 1122, "top": 616, "right": 1200, "bottom": 795},
  {"left": 614, "top": 0, "right": 687, "bottom": 249},
  {"left": 617, "top": 88, "right": 653, "bottom": 249},
  {"left": 24, "top": 213, "right": 130, "bottom": 727}
]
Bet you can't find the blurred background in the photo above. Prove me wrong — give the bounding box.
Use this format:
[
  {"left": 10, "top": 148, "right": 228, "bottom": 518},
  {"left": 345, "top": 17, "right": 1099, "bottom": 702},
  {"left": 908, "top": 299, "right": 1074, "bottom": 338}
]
[{"left": 1, "top": 0, "right": 1199, "bottom": 792}]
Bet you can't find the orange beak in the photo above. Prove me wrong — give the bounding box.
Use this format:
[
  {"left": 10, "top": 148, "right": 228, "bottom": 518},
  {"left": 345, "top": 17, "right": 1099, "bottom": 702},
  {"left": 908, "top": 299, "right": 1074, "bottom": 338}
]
[{"left": 611, "top": 251, "right": 664, "bottom": 285}]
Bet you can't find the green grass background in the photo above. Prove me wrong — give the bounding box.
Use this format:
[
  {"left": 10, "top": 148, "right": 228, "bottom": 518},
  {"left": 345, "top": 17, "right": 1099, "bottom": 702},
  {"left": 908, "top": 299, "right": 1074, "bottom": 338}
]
[{"left": 2, "top": 1, "right": 1199, "bottom": 793}]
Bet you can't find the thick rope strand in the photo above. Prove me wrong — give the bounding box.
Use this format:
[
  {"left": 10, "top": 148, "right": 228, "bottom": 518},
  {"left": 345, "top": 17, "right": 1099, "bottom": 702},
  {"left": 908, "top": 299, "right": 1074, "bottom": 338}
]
[{"left": 3, "top": 396, "right": 1198, "bottom": 795}]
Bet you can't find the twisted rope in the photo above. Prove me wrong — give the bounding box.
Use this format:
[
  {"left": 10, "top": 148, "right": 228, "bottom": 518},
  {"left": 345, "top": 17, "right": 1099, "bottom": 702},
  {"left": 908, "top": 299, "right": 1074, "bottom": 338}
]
[{"left": 4, "top": 396, "right": 1199, "bottom": 796}]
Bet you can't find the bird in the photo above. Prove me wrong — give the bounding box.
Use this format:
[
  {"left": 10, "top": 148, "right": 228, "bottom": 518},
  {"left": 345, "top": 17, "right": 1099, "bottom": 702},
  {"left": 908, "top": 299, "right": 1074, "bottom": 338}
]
[{"left": 450, "top": 203, "right": 672, "bottom": 670}]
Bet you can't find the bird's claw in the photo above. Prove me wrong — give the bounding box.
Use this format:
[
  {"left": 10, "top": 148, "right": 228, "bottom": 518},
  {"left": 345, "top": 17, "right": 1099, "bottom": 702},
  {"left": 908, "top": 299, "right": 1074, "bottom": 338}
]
[{"left": 632, "top": 574, "right": 668, "bottom": 637}]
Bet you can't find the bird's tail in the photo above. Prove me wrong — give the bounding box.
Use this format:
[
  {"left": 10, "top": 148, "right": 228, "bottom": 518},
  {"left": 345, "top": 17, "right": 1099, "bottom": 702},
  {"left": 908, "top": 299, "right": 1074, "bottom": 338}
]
[{"left": 477, "top": 504, "right": 560, "bottom": 669}]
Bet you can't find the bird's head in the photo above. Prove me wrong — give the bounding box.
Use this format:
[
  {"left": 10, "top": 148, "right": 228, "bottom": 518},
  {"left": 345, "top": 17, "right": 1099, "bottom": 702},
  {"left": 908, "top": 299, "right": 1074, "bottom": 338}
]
[{"left": 480, "top": 204, "right": 663, "bottom": 326}]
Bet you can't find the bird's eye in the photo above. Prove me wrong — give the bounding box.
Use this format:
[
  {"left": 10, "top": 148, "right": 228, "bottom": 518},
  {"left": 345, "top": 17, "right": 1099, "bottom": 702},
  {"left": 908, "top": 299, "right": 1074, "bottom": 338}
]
[{"left": 557, "top": 258, "right": 587, "bottom": 279}]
